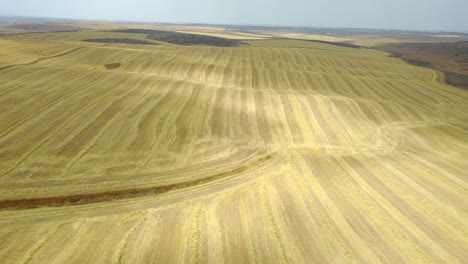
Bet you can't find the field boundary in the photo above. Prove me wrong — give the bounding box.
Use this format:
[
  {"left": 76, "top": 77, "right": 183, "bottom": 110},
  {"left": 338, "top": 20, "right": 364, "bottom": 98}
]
[{"left": 0, "top": 153, "right": 273, "bottom": 211}]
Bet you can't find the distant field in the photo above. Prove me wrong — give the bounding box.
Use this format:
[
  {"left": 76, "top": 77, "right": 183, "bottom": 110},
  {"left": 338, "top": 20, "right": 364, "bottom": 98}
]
[
  {"left": 112, "top": 29, "right": 246, "bottom": 46},
  {"left": 378, "top": 41, "right": 468, "bottom": 88},
  {"left": 0, "top": 28, "right": 467, "bottom": 263},
  {"left": 3, "top": 23, "right": 83, "bottom": 32}
]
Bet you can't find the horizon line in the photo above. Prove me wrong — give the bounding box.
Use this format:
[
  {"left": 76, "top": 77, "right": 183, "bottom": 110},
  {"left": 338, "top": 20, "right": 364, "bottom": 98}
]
[{"left": 1, "top": 14, "right": 467, "bottom": 34}]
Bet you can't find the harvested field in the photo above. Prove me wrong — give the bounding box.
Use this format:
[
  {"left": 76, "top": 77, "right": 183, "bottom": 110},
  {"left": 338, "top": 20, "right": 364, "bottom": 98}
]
[{"left": 0, "top": 30, "right": 467, "bottom": 264}]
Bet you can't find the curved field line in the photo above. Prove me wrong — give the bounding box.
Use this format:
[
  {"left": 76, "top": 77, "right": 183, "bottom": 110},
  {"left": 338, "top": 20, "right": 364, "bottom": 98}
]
[
  {"left": 61, "top": 77, "right": 156, "bottom": 174},
  {"left": 0, "top": 72, "right": 105, "bottom": 142},
  {"left": 20, "top": 222, "right": 68, "bottom": 264},
  {"left": 113, "top": 212, "right": 148, "bottom": 264},
  {"left": 0, "top": 76, "right": 138, "bottom": 176},
  {"left": 0, "top": 47, "right": 84, "bottom": 72},
  {"left": 0, "top": 153, "right": 273, "bottom": 211}
]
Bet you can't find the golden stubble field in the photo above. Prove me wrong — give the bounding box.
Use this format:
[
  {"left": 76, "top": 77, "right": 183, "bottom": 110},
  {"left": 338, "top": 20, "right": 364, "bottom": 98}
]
[{"left": 0, "top": 30, "right": 467, "bottom": 263}]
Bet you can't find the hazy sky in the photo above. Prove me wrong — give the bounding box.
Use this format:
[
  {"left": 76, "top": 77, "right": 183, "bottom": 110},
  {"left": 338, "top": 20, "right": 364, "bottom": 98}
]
[{"left": 1, "top": 0, "right": 467, "bottom": 32}]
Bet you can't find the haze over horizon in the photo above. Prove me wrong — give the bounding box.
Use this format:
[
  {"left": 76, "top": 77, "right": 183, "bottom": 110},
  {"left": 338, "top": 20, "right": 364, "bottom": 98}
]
[{"left": 1, "top": 0, "right": 467, "bottom": 32}]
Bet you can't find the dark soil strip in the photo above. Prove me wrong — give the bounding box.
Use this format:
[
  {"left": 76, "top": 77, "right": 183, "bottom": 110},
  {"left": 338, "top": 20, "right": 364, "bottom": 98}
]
[
  {"left": 111, "top": 29, "right": 170, "bottom": 35},
  {"left": 105, "top": 63, "right": 121, "bottom": 70},
  {"left": 406, "top": 60, "right": 434, "bottom": 68},
  {"left": 396, "top": 57, "right": 468, "bottom": 89},
  {"left": 148, "top": 32, "right": 244, "bottom": 47},
  {"left": 0, "top": 154, "right": 273, "bottom": 211},
  {"left": 252, "top": 37, "right": 361, "bottom": 49},
  {"left": 301, "top": 39, "right": 361, "bottom": 49},
  {"left": 445, "top": 71, "right": 468, "bottom": 89},
  {"left": 111, "top": 29, "right": 245, "bottom": 47},
  {"left": 375, "top": 41, "right": 468, "bottom": 89},
  {"left": 394, "top": 56, "right": 468, "bottom": 89},
  {"left": 83, "top": 38, "right": 158, "bottom": 45},
  {"left": 384, "top": 51, "right": 434, "bottom": 68}
]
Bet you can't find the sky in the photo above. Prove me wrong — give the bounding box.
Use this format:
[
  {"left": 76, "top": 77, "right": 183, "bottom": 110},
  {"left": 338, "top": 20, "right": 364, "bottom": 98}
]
[{"left": 1, "top": 0, "right": 467, "bottom": 32}]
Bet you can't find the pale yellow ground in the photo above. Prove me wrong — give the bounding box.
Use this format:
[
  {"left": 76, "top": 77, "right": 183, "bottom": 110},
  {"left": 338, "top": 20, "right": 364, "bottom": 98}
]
[
  {"left": 273, "top": 32, "right": 352, "bottom": 42},
  {"left": 0, "top": 32, "right": 467, "bottom": 264},
  {"left": 176, "top": 30, "right": 268, "bottom": 40},
  {"left": 433, "top": 34, "right": 462, "bottom": 38}
]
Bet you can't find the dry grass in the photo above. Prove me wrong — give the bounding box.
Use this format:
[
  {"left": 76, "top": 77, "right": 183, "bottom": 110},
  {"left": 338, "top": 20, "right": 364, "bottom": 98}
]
[{"left": 0, "top": 30, "right": 467, "bottom": 263}]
